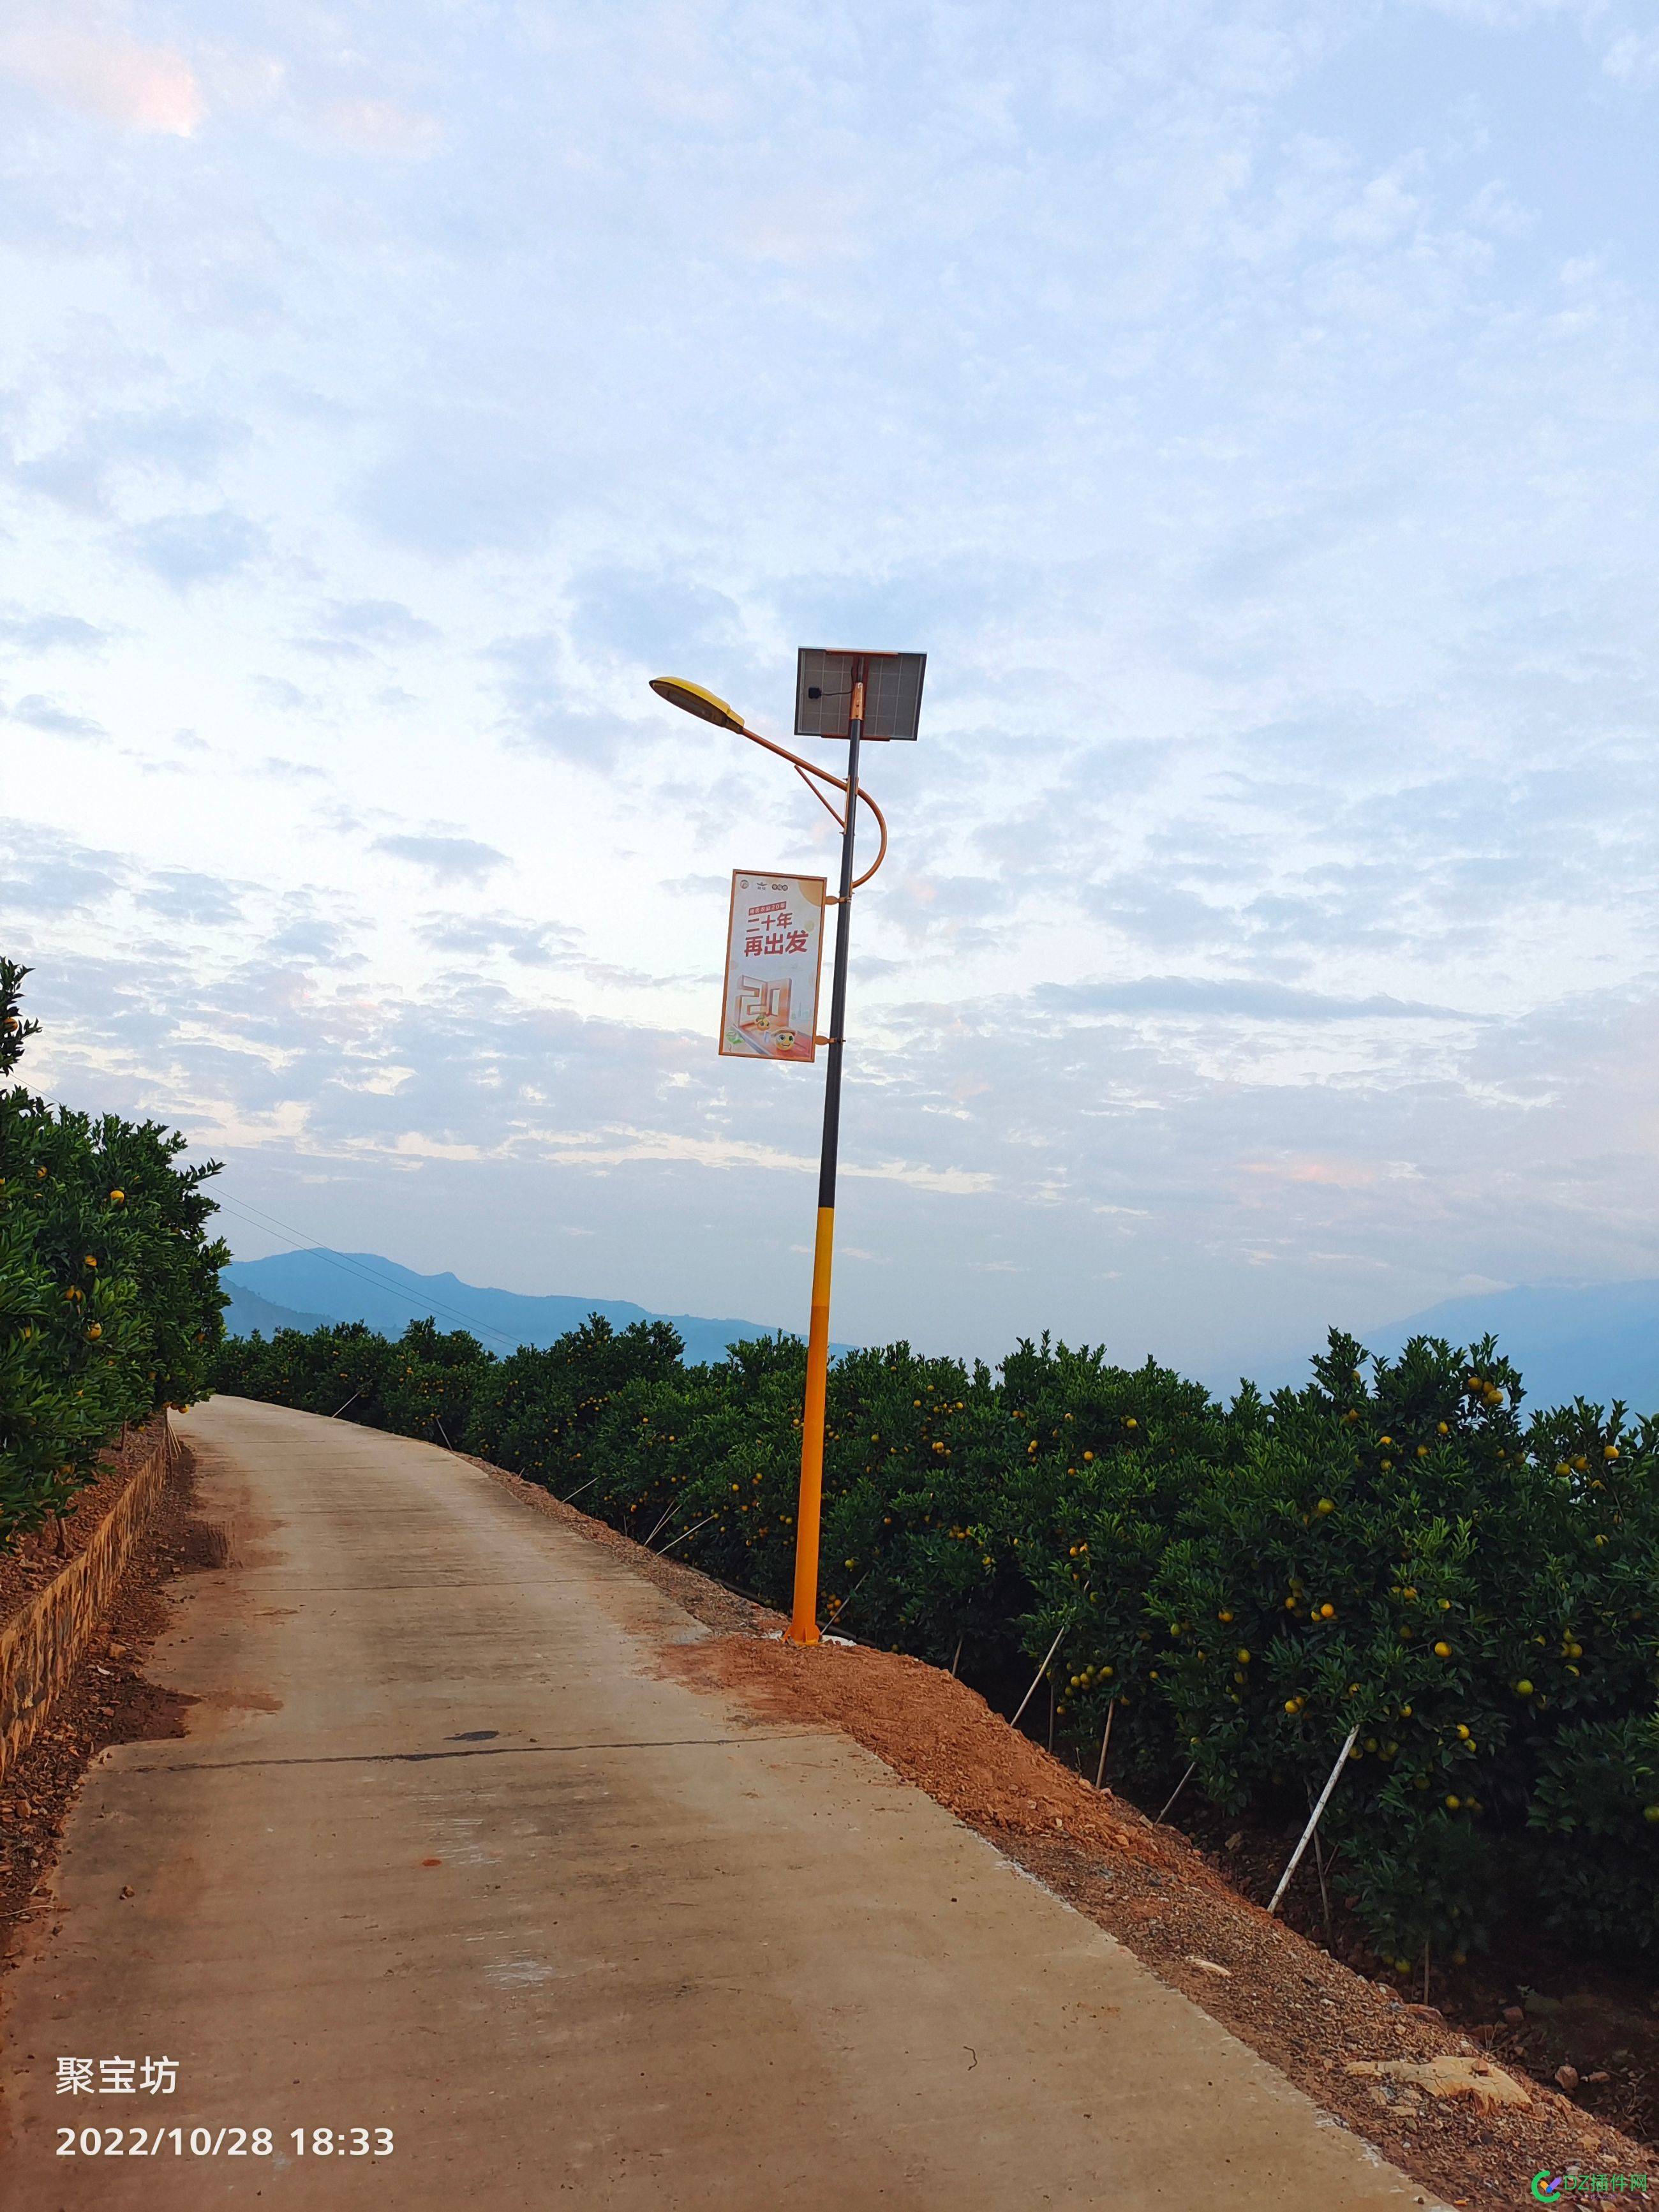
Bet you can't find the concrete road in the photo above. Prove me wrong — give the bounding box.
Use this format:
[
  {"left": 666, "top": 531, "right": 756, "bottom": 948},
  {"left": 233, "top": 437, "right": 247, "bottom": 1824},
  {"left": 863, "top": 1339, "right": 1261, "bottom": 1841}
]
[{"left": 1, "top": 1398, "right": 1438, "bottom": 2209}]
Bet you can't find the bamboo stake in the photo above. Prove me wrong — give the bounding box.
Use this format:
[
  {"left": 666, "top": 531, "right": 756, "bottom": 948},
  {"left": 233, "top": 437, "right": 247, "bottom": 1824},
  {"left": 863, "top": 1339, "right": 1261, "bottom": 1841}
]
[
  {"left": 560, "top": 1474, "right": 600, "bottom": 1505},
  {"left": 329, "top": 1388, "right": 361, "bottom": 1419},
  {"left": 824, "top": 1566, "right": 873, "bottom": 1631},
  {"left": 642, "top": 1499, "right": 680, "bottom": 1547},
  {"left": 1094, "top": 1700, "right": 1115, "bottom": 1789},
  {"left": 1308, "top": 1782, "right": 1332, "bottom": 1935},
  {"left": 1156, "top": 1761, "right": 1196, "bottom": 1823},
  {"left": 949, "top": 1635, "right": 963, "bottom": 1678},
  {"left": 1010, "top": 1614, "right": 1073, "bottom": 1731},
  {"left": 1269, "top": 1724, "right": 1360, "bottom": 1915},
  {"left": 658, "top": 1513, "right": 717, "bottom": 1555}
]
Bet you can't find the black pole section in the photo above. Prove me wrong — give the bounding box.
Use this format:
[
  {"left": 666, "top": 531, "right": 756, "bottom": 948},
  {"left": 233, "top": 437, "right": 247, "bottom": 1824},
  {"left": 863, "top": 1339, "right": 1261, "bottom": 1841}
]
[{"left": 817, "top": 691, "right": 862, "bottom": 1208}]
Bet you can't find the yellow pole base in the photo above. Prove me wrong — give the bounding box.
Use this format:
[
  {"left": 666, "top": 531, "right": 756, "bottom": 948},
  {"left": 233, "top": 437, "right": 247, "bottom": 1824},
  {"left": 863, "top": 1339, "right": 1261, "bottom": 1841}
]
[{"left": 787, "top": 1204, "right": 835, "bottom": 1644}]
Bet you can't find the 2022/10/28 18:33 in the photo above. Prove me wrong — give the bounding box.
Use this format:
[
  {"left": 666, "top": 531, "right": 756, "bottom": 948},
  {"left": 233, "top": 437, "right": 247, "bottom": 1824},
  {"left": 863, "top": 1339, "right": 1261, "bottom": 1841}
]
[{"left": 56, "top": 2125, "right": 395, "bottom": 2156}]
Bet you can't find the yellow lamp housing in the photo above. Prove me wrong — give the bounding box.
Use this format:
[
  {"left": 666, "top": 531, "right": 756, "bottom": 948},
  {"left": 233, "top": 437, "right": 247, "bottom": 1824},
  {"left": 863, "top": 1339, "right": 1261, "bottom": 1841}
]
[{"left": 649, "top": 677, "right": 747, "bottom": 734}]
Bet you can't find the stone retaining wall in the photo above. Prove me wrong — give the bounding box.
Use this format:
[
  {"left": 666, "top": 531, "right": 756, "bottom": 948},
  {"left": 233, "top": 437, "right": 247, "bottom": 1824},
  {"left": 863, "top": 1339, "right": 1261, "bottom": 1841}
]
[{"left": 0, "top": 1417, "right": 177, "bottom": 1782}]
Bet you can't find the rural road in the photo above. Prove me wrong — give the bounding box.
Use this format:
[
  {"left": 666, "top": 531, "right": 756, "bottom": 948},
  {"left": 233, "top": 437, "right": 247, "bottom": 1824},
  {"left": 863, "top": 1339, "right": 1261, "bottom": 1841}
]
[{"left": 2, "top": 1397, "right": 1441, "bottom": 2208}]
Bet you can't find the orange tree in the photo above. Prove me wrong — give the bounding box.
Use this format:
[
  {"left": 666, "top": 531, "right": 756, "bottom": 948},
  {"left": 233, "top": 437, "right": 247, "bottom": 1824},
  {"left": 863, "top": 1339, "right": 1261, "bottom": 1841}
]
[
  {"left": 216, "top": 1317, "right": 493, "bottom": 1443},
  {"left": 463, "top": 1315, "right": 685, "bottom": 1491},
  {"left": 1512, "top": 1396, "right": 1659, "bottom": 1957},
  {"left": 0, "top": 959, "right": 227, "bottom": 1544},
  {"left": 553, "top": 1334, "right": 808, "bottom": 1571},
  {"left": 380, "top": 1318, "right": 490, "bottom": 1444},
  {"left": 804, "top": 1336, "right": 1226, "bottom": 1689},
  {"left": 215, "top": 1319, "right": 396, "bottom": 1423},
  {"left": 1029, "top": 1333, "right": 1659, "bottom": 1964}
]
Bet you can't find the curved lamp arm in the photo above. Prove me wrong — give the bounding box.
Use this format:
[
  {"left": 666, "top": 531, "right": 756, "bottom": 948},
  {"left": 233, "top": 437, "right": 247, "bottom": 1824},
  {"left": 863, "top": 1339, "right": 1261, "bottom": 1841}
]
[
  {"left": 730, "top": 724, "right": 888, "bottom": 892},
  {"left": 646, "top": 675, "right": 889, "bottom": 891}
]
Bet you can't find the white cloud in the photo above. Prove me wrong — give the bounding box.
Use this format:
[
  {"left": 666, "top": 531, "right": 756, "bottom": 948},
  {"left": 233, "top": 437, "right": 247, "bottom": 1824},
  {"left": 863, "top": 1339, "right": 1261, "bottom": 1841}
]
[
  {"left": 6, "top": 693, "right": 105, "bottom": 739},
  {"left": 6, "top": 0, "right": 1659, "bottom": 1373},
  {"left": 373, "top": 835, "right": 510, "bottom": 885},
  {"left": 1602, "top": 29, "right": 1659, "bottom": 85},
  {"left": 124, "top": 509, "right": 264, "bottom": 587},
  {"left": 318, "top": 98, "right": 443, "bottom": 160},
  {"left": 0, "top": 27, "right": 205, "bottom": 136}
]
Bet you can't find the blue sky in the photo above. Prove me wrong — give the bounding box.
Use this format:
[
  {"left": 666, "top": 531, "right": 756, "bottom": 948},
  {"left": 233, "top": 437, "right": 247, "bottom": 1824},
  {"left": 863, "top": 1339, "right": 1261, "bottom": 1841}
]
[{"left": 4, "top": 0, "right": 1659, "bottom": 1384}]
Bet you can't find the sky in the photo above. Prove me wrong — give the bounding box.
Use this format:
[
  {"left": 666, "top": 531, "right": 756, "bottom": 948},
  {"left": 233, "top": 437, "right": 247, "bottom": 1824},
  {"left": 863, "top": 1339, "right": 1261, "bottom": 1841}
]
[{"left": 4, "top": 0, "right": 1659, "bottom": 1389}]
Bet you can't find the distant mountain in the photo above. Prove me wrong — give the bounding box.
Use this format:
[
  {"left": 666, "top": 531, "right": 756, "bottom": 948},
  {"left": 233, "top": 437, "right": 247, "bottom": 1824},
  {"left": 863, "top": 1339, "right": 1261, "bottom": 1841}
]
[
  {"left": 221, "top": 1282, "right": 331, "bottom": 1340},
  {"left": 1365, "top": 1281, "right": 1659, "bottom": 1415},
  {"left": 219, "top": 1248, "right": 824, "bottom": 1366}
]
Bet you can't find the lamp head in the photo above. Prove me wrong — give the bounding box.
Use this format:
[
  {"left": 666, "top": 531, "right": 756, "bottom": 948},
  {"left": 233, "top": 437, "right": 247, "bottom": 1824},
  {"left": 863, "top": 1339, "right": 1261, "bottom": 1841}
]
[{"left": 648, "top": 677, "right": 747, "bottom": 735}]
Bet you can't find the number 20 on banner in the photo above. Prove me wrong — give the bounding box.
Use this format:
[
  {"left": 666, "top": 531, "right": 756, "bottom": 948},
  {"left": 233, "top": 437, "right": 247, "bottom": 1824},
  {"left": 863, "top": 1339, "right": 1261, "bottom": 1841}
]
[{"left": 720, "top": 872, "right": 826, "bottom": 1064}]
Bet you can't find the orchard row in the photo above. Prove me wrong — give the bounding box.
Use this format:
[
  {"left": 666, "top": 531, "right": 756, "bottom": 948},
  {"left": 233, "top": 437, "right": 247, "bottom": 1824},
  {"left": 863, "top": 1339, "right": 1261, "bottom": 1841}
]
[
  {"left": 0, "top": 960, "right": 228, "bottom": 1544},
  {"left": 214, "top": 1306, "right": 1659, "bottom": 1966}
]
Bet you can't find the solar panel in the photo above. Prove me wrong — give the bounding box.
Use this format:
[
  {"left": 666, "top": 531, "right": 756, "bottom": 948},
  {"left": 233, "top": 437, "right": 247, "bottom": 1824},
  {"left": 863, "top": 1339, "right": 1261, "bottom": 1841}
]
[{"left": 794, "top": 649, "right": 926, "bottom": 742}]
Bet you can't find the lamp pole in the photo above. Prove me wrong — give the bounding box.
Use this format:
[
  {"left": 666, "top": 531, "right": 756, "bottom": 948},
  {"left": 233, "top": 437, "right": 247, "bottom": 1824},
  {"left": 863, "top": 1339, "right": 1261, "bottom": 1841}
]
[
  {"left": 791, "top": 660, "right": 865, "bottom": 1644},
  {"left": 648, "top": 650, "right": 923, "bottom": 1649}
]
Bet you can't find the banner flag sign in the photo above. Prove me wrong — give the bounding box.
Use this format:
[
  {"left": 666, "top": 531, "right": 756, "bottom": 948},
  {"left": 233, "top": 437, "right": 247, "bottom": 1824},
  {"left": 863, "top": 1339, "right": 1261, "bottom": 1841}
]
[{"left": 720, "top": 872, "right": 826, "bottom": 1063}]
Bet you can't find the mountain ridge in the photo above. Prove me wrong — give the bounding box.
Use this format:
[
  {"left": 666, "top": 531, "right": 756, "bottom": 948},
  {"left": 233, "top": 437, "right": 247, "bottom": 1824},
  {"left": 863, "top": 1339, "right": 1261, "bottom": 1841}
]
[
  {"left": 220, "top": 1248, "right": 835, "bottom": 1366},
  {"left": 1359, "top": 1278, "right": 1659, "bottom": 1413},
  {"left": 223, "top": 1253, "right": 1659, "bottom": 1413}
]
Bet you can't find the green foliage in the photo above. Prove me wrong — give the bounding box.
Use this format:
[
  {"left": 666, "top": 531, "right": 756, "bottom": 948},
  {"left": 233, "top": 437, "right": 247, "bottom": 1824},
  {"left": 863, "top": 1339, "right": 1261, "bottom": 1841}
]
[
  {"left": 0, "top": 960, "right": 228, "bottom": 1544},
  {"left": 465, "top": 1315, "right": 686, "bottom": 1487},
  {"left": 214, "top": 1304, "right": 1659, "bottom": 1970},
  {"left": 212, "top": 1315, "right": 489, "bottom": 1443}
]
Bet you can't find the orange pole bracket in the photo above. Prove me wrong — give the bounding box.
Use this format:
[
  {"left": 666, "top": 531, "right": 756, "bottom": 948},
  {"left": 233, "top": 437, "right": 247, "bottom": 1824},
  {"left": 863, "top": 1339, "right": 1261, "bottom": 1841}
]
[{"left": 740, "top": 726, "right": 889, "bottom": 889}]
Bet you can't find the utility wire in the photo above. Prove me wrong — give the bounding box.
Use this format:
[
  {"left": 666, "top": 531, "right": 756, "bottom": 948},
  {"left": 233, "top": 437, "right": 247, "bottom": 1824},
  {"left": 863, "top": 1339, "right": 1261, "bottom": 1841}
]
[{"left": 212, "top": 1195, "right": 523, "bottom": 1350}]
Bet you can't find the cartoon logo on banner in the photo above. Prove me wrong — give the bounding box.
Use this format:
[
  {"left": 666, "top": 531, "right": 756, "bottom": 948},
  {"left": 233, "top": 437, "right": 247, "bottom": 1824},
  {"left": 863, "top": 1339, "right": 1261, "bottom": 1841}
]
[{"left": 720, "top": 873, "right": 826, "bottom": 1063}]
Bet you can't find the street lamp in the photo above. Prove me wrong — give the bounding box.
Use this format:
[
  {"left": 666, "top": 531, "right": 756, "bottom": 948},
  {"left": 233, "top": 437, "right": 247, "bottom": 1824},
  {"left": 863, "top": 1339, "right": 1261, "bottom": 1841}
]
[
  {"left": 649, "top": 649, "right": 925, "bottom": 1644},
  {"left": 646, "top": 678, "right": 748, "bottom": 735}
]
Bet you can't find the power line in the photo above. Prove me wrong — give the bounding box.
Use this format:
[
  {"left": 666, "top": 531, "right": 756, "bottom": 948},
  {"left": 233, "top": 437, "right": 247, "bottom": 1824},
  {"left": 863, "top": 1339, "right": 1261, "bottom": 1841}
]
[{"left": 212, "top": 1195, "right": 522, "bottom": 1350}]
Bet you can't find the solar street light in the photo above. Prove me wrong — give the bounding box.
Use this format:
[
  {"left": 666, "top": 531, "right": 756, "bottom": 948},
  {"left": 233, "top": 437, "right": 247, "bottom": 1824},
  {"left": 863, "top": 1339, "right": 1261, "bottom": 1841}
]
[{"left": 650, "top": 648, "right": 925, "bottom": 1644}]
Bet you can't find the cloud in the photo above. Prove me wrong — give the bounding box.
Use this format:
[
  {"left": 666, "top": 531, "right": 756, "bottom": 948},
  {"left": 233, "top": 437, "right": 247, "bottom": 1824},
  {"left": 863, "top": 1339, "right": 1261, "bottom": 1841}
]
[
  {"left": 1036, "top": 977, "right": 1475, "bottom": 1024},
  {"left": 11, "top": 0, "right": 1659, "bottom": 1377},
  {"left": 660, "top": 873, "right": 731, "bottom": 898},
  {"left": 0, "top": 29, "right": 204, "bottom": 136},
  {"left": 318, "top": 98, "right": 443, "bottom": 160},
  {"left": 357, "top": 417, "right": 574, "bottom": 555},
  {"left": 266, "top": 899, "right": 365, "bottom": 966},
  {"left": 487, "top": 634, "right": 627, "bottom": 763},
  {"left": 251, "top": 677, "right": 315, "bottom": 712},
  {"left": 0, "top": 611, "right": 107, "bottom": 654},
  {"left": 125, "top": 509, "right": 264, "bottom": 587},
  {"left": 738, "top": 183, "right": 871, "bottom": 268},
  {"left": 292, "top": 597, "right": 439, "bottom": 659},
  {"left": 567, "top": 566, "right": 744, "bottom": 663},
  {"left": 327, "top": 599, "right": 437, "bottom": 643},
  {"left": 373, "top": 835, "right": 509, "bottom": 885},
  {"left": 6, "top": 692, "right": 105, "bottom": 739},
  {"left": 417, "top": 912, "right": 580, "bottom": 966},
  {"left": 136, "top": 871, "right": 246, "bottom": 927},
  {"left": 1602, "top": 30, "right": 1659, "bottom": 86},
  {"left": 1, "top": 822, "right": 128, "bottom": 915}
]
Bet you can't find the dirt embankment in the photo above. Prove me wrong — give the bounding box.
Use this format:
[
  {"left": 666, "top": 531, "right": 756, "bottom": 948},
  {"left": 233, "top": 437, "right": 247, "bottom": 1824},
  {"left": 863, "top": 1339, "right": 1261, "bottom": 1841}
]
[
  {"left": 0, "top": 1415, "right": 170, "bottom": 1627},
  {"left": 0, "top": 1431, "right": 212, "bottom": 1963}
]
